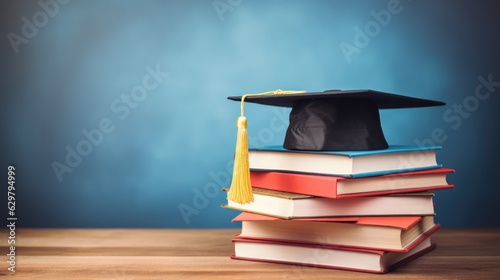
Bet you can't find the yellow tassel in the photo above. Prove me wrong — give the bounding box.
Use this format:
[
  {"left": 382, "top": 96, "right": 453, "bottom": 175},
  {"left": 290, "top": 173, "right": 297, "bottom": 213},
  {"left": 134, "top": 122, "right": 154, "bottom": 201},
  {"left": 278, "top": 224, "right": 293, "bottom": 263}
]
[
  {"left": 227, "top": 116, "right": 253, "bottom": 204},
  {"left": 227, "top": 89, "right": 306, "bottom": 204}
]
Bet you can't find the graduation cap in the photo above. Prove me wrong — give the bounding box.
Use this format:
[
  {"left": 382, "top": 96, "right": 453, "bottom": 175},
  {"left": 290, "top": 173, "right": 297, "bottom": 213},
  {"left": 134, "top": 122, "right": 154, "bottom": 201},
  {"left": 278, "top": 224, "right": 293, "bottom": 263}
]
[{"left": 226, "top": 89, "right": 445, "bottom": 204}]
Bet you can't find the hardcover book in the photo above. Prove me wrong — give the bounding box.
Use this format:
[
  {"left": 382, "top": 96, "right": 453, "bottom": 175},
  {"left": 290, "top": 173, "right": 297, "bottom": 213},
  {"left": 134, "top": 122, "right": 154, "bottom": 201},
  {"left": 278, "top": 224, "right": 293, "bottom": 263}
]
[
  {"left": 223, "top": 188, "right": 437, "bottom": 218},
  {"left": 232, "top": 212, "right": 439, "bottom": 252},
  {"left": 249, "top": 168, "right": 454, "bottom": 198},
  {"left": 232, "top": 235, "right": 436, "bottom": 274},
  {"left": 249, "top": 145, "right": 443, "bottom": 178}
]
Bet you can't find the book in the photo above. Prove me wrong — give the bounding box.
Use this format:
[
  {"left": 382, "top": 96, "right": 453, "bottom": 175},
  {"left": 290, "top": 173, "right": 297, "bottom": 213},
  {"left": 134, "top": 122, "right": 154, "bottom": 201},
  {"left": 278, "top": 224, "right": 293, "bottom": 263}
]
[
  {"left": 232, "top": 235, "right": 436, "bottom": 274},
  {"left": 249, "top": 168, "right": 454, "bottom": 198},
  {"left": 249, "top": 145, "right": 443, "bottom": 177},
  {"left": 232, "top": 212, "right": 439, "bottom": 252},
  {"left": 222, "top": 188, "right": 437, "bottom": 218}
]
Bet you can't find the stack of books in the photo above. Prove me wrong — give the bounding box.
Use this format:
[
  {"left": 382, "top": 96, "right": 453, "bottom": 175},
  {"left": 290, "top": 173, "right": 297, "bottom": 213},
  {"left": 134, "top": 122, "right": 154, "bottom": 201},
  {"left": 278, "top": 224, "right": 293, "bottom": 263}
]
[{"left": 223, "top": 145, "right": 454, "bottom": 274}]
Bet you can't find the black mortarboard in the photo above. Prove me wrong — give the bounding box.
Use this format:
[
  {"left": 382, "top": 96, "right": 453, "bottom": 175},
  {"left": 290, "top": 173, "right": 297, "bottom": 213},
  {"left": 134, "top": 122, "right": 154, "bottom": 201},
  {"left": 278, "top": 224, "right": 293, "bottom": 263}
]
[
  {"left": 226, "top": 89, "right": 445, "bottom": 204},
  {"left": 228, "top": 89, "right": 445, "bottom": 151}
]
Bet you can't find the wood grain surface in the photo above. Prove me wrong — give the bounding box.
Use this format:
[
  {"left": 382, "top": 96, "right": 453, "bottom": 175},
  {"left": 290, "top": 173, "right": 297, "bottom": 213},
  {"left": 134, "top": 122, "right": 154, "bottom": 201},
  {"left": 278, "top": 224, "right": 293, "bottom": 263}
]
[{"left": 1, "top": 228, "right": 499, "bottom": 279}]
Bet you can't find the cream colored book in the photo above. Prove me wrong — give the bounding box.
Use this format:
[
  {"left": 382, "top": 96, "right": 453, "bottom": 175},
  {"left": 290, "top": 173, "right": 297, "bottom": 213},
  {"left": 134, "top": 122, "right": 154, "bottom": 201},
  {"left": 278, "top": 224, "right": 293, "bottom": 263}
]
[{"left": 223, "top": 188, "right": 436, "bottom": 219}]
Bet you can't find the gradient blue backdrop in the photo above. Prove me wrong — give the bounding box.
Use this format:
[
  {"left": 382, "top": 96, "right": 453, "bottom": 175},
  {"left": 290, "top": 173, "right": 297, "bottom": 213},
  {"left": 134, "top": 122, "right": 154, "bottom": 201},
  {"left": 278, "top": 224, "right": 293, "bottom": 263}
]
[{"left": 1, "top": 0, "right": 499, "bottom": 228}]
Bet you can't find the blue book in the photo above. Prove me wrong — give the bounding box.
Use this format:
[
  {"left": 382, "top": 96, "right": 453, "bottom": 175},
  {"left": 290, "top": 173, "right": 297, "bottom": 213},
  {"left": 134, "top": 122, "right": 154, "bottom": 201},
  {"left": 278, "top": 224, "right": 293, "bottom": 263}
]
[{"left": 248, "top": 145, "right": 442, "bottom": 178}]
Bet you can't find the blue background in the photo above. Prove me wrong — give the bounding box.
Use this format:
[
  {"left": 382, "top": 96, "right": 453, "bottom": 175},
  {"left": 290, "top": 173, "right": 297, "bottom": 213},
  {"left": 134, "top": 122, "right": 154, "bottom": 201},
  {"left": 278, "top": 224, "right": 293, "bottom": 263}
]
[{"left": 1, "top": 0, "right": 499, "bottom": 228}]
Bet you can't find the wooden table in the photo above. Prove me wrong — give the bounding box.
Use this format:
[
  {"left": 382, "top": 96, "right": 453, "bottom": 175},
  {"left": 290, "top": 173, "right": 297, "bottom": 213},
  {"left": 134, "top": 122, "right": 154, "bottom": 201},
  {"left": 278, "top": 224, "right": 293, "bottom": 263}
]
[{"left": 1, "top": 228, "right": 499, "bottom": 279}]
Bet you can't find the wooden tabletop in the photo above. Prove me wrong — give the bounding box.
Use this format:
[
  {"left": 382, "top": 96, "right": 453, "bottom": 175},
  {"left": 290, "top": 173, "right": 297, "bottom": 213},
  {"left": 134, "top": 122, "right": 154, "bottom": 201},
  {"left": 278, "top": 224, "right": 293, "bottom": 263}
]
[{"left": 1, "top": 228, "right": 499, "bottom": 279}]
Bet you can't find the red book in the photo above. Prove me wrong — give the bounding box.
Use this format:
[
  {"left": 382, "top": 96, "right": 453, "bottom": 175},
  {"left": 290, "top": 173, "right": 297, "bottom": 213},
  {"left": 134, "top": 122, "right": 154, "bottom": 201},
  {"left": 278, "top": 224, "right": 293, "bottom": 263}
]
[
  {"left": 249, "top": 168, "right": 454, "bottom": 198},
  {"left": 232, "top": 235, "right": 436, "bottom": 274},
  {"left": 232, "top": 212, "right": 440, "bottom": 252}
]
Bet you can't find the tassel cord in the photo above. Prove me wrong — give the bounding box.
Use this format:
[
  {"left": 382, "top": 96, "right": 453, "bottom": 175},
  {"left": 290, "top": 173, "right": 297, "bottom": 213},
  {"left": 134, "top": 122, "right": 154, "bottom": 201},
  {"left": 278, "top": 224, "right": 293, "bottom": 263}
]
[{"left": 240, "top": 89, "right": 306, "bottom": 116}]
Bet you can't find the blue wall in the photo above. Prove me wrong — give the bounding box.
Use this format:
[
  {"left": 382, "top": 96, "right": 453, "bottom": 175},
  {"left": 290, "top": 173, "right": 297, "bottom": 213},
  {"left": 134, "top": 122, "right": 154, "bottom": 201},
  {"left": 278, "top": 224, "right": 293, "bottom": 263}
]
[{"left": 1, "top": 0, "right": 499, "bottom": 228}]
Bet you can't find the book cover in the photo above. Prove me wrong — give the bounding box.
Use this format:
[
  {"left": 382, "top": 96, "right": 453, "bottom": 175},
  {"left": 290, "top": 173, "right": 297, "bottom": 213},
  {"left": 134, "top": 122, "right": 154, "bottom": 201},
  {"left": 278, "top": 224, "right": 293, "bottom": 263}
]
[
  {"left": 249, "top": 145, "right": 443, "bottom": 177},
  {"left": 231, "top": 235, "right": 437, "bottom": 274},
  {"left": 250, "top": 144, "right": 442, "bottom": 157},
  {"left": 232, "top": 212, "right": 440, "bottom": 252},
  {"left": 249, "top": 168, "right": 454, "bottom": 198},
  {"left": 222, "top": 188, "right": 437, "bottom": 218}
]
